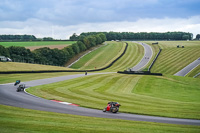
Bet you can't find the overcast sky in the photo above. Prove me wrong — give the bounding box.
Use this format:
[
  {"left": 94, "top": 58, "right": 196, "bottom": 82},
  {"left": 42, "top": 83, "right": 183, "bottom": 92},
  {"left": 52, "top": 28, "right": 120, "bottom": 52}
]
[{"left": 0, "top": 0, "right": 200, "bottom": 39}]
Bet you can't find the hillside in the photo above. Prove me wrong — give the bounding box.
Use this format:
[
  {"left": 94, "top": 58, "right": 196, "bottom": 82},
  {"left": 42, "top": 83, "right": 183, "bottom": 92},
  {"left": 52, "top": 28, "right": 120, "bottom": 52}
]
[
  {"left": 70, "top": 41, "right": 126, "bottom": 70},
  {"left": 143, "top": 41, "right": 200, "bottom": 76}
]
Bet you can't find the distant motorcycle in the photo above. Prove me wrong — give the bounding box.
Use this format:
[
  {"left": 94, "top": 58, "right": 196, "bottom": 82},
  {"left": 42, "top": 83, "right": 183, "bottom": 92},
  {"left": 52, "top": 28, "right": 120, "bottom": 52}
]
[
  {"left": 103, "top": 102, "right": 121, "bottom": 113},
  {"left": 14, "top": 80, "right": 25, "bottom": 92}
]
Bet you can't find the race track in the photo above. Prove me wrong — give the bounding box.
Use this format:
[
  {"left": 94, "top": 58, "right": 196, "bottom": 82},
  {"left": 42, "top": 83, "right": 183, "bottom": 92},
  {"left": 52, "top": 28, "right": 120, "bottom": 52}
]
[
  {"left": 131, "top": 42, "right": 153, "bottom": 71},
  {"left": 174, "top": 57, "right": 200, "bottom": 76},
  {"left": 0, "top": 73, "right": 200, "bottom": 126},
  {"left": 0, "top": 42, "right": 200, "bottom": 126}
]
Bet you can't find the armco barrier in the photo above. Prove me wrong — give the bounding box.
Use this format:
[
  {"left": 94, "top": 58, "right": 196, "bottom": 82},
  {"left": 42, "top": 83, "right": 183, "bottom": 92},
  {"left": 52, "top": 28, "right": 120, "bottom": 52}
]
[
  {"left": 118, "top": 70, "right": 162, "bottom": 76},
  {"left": 0, "top": 43, "right": 128, "bottom": 74},
  {"left": 148, "top": 48, "right": 162, "bottom": 71}
]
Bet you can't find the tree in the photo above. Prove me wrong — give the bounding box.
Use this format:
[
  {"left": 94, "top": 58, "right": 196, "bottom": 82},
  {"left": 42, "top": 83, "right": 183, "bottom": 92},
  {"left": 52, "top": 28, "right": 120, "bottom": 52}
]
[
  {"left": 63, "top": 46, "right": 75, "bottom": 59},
  {"left": 95, "top": 35, "right": 102, "bottom": 44},
  {"left": 0, "top": 45, "right": 10, "bottom": 57},
  {"left": 77, "top": 41, "right": 86, "bottom": 52},
  {"left": 8, "top": 46, "right": 33, "bottom": 62},
  {"left": 98, "top": 33, "right": 107, "bottom": 42},
  {"left": 43, "top": 37, "right": 54, "bottom": 41},
  {"left": 69, "top": 33, "right": 79, "bottom": 41},
  {"left": 182, "top": 35, "right": 189, "bottom": 40},
  {"left": 72, "top": 43, "right": 80, "bottom": 54},
  {"left": 33, "top": 47, "right": 52, "bottom": 64},
  {"left": 196, "top": 34, "right": 200, "bottom": 40}
]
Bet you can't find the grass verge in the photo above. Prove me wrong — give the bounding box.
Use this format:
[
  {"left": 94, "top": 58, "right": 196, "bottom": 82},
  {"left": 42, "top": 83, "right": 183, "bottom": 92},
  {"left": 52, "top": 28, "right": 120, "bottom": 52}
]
[
  {"left": 0, "top": 104, "right": 199, "bottom": 133},
  {"left": 0, "top": 62, "right": 72, "bottom": 72},
  {"left": 186, "top": 65, "right": 200, "bottom": 78}
]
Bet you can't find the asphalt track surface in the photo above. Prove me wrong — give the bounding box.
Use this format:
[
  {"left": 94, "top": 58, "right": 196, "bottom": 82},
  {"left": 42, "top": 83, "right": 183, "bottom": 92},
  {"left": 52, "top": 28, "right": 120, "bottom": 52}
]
[
  {"left": 1, "top": 43, "right": 200, "bottom": 126},
  {"left": 174, "top": 57, "right": 200, "bottom": 76},
  {"left": 131, "top": 42, "right": 153, "bottom": 71}
]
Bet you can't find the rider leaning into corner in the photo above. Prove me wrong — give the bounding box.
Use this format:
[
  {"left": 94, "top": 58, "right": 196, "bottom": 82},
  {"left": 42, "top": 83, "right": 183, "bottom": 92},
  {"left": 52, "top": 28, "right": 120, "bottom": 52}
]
[
  {"left": 14, "top": 80, "right": 26, "bottom": 92},
  {"left": 103, "top": 102, "right": 121, "bottom": 113}
]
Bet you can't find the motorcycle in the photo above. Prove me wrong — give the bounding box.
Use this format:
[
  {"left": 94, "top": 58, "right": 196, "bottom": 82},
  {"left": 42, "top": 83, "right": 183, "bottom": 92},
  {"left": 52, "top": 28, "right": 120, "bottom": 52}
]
[
  {"left": 103, "top": 102, "right": 121, "bottom": 113},
  {"left": 14, "top": 80, "right": 26, "bottom": 92}
]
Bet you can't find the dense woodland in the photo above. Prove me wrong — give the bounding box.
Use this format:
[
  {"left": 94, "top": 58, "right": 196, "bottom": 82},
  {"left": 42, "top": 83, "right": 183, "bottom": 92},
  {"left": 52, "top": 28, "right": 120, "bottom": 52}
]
[
  {"left": 70, "top": 32, "right": 193, "bottom": 41},
  {"left": 0, "top": 33, "right": 106, "bottom": 66}
]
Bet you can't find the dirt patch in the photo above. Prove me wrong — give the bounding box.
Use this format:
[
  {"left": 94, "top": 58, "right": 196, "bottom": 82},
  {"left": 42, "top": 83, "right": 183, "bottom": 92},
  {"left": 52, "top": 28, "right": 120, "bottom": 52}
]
[{"left": 26, "top": 45, "right": 69, "bottom": 51}]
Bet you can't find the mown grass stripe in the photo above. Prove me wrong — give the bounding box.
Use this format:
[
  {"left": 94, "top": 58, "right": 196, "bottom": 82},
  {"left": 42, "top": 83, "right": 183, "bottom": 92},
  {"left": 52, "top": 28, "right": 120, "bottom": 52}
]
[
  {"left": 104, "top": 42, "right": 144, "bottom": 71},
  {"left": 151, "top": 47, "right": 200, "bottom": 74}
]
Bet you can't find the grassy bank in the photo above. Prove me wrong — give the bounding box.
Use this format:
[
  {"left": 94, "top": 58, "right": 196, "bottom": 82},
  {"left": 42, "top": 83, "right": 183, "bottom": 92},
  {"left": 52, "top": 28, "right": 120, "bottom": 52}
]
[
  {"left": 27, "top": 73, "right": 200, "bottom": 119},
  {"left": 0, "top": 104, "right": 199, "bottom": 133},
  {"left": 0, "top": 62, "right": 72, "bottom": 72},
  {"left": 143, "top": 41, "right": 200, "bottom": 75},
  {"left": 151, "top": 47, "right": 200, "bottom": 75},
  {"left": 186, "top": 65, "right": 200, "bottom": 78},
  {"left": 70, "top": 41, "right": 145, "bottom": 72},
  {"left": 103, "top": 42, "right": 144, "bottom": 72},
  {"left": 70, "top": 41, "right": 126, "bottom": 70}
]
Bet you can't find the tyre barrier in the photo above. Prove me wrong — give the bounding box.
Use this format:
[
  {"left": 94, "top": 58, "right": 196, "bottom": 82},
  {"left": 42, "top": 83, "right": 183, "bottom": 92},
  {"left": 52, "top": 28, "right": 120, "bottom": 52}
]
[
  {"left": 148, "top": 48, "right": 162, "bottom": 71},
  {"left": 0, "top": 43, "right": 128, "bottom": 74},
  {"left": 118, "top": 70, "right": 162, "bottom": 76}
]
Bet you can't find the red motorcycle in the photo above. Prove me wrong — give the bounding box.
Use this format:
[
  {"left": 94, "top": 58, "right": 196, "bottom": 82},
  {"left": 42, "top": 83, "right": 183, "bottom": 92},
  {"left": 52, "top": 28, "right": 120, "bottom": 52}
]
[{"left": 103, "top": 102, "right": 121, "bottom": 113}]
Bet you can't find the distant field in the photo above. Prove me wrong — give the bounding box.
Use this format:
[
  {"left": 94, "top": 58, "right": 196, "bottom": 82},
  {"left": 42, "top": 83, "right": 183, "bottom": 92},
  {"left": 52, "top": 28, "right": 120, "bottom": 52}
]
[
  {"left": 27, "top": 73, "right": 200, "bottom": 119},
  {"left": 143, "top": 41, "right": 200, "bottom": 49},
  {"left": 0, "top": 41, "right": 75, "bottom": 47},
  {"left": 70, "top": 41, "right": 126, "bottom": 70}
]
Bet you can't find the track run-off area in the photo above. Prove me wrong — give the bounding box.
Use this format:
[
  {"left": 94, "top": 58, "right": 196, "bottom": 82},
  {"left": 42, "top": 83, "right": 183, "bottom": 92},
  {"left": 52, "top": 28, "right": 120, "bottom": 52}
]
[{"left": 0, "top": 41, "right": 200, "bottom": 127}]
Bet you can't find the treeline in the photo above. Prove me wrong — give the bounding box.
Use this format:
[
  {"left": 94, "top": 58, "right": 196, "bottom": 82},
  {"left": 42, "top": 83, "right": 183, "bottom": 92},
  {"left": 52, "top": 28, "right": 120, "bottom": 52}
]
[
  {"left": 0, "top": 35, "right": 37, "bottom": 41},
  {"left": 70, "top": 31, "right": 193, "bottom": 41},
  {"left": 0, "top": 33, "right": 106, "bottom": 66},
  {"left": 0, "top": 35, "right": 56, "bottom": 41}
]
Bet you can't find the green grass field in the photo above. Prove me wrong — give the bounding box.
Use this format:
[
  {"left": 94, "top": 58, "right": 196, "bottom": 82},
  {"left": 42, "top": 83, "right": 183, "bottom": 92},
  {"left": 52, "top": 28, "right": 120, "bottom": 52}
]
[
  {"left": 143, "top": 41, "right": 200, "bottom": 76},
  {"left": 1, "top": 40, "right": 200, "bottom": 132},
  {"left": 103, "top": 42, "right": 144, "bottom": 72},
  {"left": 71, "top": 41, "right": 144, "bottom": 72},
  {"left": 143, "top": 41, "right": 200, "bottom": 49},
  {"left": 27, "top": 73, "right": 200, "bottom": 119},
  {"left": 0, "top": 41, "right": 75, "bottom": 47},
  {"left": 70, "top": 41, "right": 126, "bottom": 70},
  {"left": 1, "top": 104, "right": 199, "bottom": 133},
  {"left": 186, "top": 65, "right": 200, "bottom": 77}
]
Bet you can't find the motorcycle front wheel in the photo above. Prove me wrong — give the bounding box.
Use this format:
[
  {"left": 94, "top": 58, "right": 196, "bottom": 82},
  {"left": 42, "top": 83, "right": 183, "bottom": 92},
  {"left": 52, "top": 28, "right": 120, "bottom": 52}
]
[{"left": 111, "top": 107, "right": 118, "bottom": 113}]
